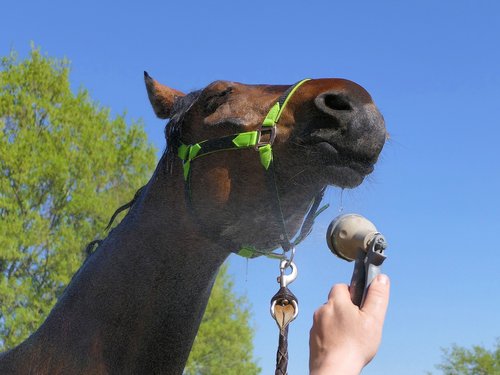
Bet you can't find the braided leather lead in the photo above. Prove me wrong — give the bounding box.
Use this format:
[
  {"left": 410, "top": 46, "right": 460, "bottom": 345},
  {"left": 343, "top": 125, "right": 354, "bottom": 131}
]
[{"left": 275, "top": 325, "right": 289, "bottom": 375}]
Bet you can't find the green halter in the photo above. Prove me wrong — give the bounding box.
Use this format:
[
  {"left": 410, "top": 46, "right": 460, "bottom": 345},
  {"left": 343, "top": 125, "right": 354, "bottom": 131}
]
[
  {"left": 177, "top": 79, "right": 328, "bottom": 259},
  {"left": 177, "top": 78, "right": 311, "bottom": 180}
]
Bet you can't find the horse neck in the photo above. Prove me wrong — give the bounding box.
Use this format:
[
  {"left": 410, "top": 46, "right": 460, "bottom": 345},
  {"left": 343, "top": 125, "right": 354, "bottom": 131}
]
[{"left": 2, "top": 157, "right": 230, "bottom": 375}]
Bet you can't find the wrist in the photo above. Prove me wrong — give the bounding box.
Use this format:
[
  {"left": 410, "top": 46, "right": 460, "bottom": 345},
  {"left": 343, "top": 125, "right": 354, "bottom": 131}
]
[{"left": 310, "top": 350, "right": 365, "bottom": 375}]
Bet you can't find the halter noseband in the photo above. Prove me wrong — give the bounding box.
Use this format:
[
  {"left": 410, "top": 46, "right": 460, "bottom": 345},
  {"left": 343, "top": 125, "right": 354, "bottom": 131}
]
[{"left": 177, "top": 79, "right": 328, "bottom": 258}]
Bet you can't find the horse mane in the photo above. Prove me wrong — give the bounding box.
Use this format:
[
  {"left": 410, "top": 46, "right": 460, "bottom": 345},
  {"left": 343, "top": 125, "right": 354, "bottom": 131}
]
[{"left": 85, "top": 89, "right": 202, "bottom": 257}]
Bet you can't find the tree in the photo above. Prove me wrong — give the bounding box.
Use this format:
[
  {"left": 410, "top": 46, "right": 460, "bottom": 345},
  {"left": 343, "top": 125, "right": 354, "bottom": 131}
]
[
  {"left": 185, "top": 263, "right": 261, "bottom": 375},
  {"left": 0, "top": 46, "right": 260, "bottom": 375},
  {"left": 0, "top": 46, "right": 157, "bottom": 349},
  {"left": 431, "top": 338, "right": 500, "bottom": 375},
  {"left": 0, "top": 48, "right": 155, "bottom": 349}
]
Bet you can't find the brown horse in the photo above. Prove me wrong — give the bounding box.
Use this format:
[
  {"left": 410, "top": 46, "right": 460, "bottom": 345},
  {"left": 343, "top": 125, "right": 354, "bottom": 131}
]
[{"left": 0, "top": 74, "right": 386, "bottom": 374}]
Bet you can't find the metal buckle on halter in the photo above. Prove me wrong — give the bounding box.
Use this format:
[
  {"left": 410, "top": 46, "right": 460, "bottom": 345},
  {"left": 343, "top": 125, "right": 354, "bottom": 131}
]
[{"left": 255, "top": 126, "right": 276, "bottom": 150}]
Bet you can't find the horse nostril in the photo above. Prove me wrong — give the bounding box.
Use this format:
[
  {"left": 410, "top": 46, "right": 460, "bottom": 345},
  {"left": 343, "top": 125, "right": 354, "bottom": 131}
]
[{"left": 323, "top": 94, "right": 352, "bottom": 111}]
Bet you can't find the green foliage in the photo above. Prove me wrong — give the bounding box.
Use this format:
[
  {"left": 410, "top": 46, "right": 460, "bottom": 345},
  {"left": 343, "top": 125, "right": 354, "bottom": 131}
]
[
  {"left": 0, "top": 46, "right": 157, "bottom": 349},
  {"left": 185, "top": 263, "right": 261, "bottom": 375},
  {"left": 432, "top": 338, "right": 500, "bottom": 375}
]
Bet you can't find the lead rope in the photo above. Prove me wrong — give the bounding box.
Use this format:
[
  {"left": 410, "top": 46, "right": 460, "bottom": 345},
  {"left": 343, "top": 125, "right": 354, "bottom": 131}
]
[{"left": 270, "top": 259, "right": 299, "bottom": 375}]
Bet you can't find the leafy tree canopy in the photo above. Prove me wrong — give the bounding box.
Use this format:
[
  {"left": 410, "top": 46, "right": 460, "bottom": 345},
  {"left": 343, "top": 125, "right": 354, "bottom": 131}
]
[
  {"left": 0, "top": 45, "right": 157, "bottom": 349},
  {"left": 431, "top": 338, "right": 500, "bottom": 375}
]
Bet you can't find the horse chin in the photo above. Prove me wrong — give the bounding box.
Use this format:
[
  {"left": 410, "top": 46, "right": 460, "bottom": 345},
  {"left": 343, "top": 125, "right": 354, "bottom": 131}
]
[
  {"left": 285, "top": 138, "right": 378, "bottom": 189},
  {"left": 320, "top": 164, "right": 370, "bottom": 188},
  {"left": 286, "top": 162, "right": 371, "bottom": 189}
]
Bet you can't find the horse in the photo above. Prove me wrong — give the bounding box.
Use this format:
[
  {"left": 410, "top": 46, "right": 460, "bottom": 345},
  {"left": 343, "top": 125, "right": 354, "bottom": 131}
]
[{"left": 0, "top": 73, "right": 386, "bottom": 374}]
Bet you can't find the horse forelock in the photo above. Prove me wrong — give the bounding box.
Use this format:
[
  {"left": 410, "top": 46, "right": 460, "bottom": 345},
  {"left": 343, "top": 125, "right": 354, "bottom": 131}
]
[
  {"left": 162, "top": 90, "right": 202, "bottom": 173},
  {"left": 170, "top": 90, "right": 202, "bottom": 124},
  {"left": 163, "top": 90, "right": 202, "bottom": 162}
]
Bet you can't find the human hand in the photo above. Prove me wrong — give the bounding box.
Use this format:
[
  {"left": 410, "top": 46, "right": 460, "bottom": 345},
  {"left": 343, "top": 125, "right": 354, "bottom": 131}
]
[{"left": 309, "top": 274, "right": 390, "bottom": 375}]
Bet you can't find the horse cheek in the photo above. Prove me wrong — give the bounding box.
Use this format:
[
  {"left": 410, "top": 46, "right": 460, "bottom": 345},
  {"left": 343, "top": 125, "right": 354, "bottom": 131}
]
[
  {"left": 199, "top": 166, "right": 231, "bottom": 206},
  {"left": 210, "top": 167, "right": 231, "bottom": 204}
]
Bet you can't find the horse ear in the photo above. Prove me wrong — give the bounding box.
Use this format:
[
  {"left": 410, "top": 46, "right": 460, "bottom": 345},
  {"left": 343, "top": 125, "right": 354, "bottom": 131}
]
[{"left": 144, "top": 72, "right": 185, "bottom": 119}]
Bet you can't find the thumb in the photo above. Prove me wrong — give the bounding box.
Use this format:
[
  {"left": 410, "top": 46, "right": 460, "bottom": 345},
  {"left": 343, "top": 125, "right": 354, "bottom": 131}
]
[{"left": 361, "top": 274, "right": 390, "bottom": 322}]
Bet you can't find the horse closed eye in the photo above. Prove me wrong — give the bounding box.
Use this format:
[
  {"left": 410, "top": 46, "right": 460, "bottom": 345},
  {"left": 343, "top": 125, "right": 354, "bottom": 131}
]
[
  {"left": 209, "top": 118, "right": 246, "bottom": 129},
  {"left": 205, "top": 87, "right": 233, "bottom": 114}
]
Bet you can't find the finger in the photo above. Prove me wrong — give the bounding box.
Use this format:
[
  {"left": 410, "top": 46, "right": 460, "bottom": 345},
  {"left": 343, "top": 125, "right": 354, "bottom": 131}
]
[
  {"left": 327, "top": 283, "right": 350, "bottom": 302},
  {"left": 361, "top": 274, "right": 390, "bottom": 321}
]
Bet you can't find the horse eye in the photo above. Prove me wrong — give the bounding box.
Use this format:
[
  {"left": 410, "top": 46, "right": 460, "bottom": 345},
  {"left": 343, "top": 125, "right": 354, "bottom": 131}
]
[{"left": 205, "top": 87, "right": 233, "bottom": 114}]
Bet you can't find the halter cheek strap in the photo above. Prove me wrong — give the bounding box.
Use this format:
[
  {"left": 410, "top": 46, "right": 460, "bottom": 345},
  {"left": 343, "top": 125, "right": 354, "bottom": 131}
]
[{"left": 177, "top": 79, "right": 329, "bottom": 258}]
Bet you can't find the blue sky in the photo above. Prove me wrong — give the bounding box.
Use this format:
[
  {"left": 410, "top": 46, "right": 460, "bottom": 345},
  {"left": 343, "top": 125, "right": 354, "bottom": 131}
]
[{"left": 2, "top": 0, "right": 499, "bottom": 373}]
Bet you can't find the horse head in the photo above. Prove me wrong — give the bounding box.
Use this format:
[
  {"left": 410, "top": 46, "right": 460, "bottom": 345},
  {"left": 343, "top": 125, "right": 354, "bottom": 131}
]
[{"left": 145, "top": 74, "right": 386, "bottom": 254}]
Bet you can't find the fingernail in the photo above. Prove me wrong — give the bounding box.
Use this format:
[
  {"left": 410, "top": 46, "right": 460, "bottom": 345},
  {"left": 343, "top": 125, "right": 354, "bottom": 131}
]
[{"left": 376, "top": 274, "right": 389, "bottom": 285}]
